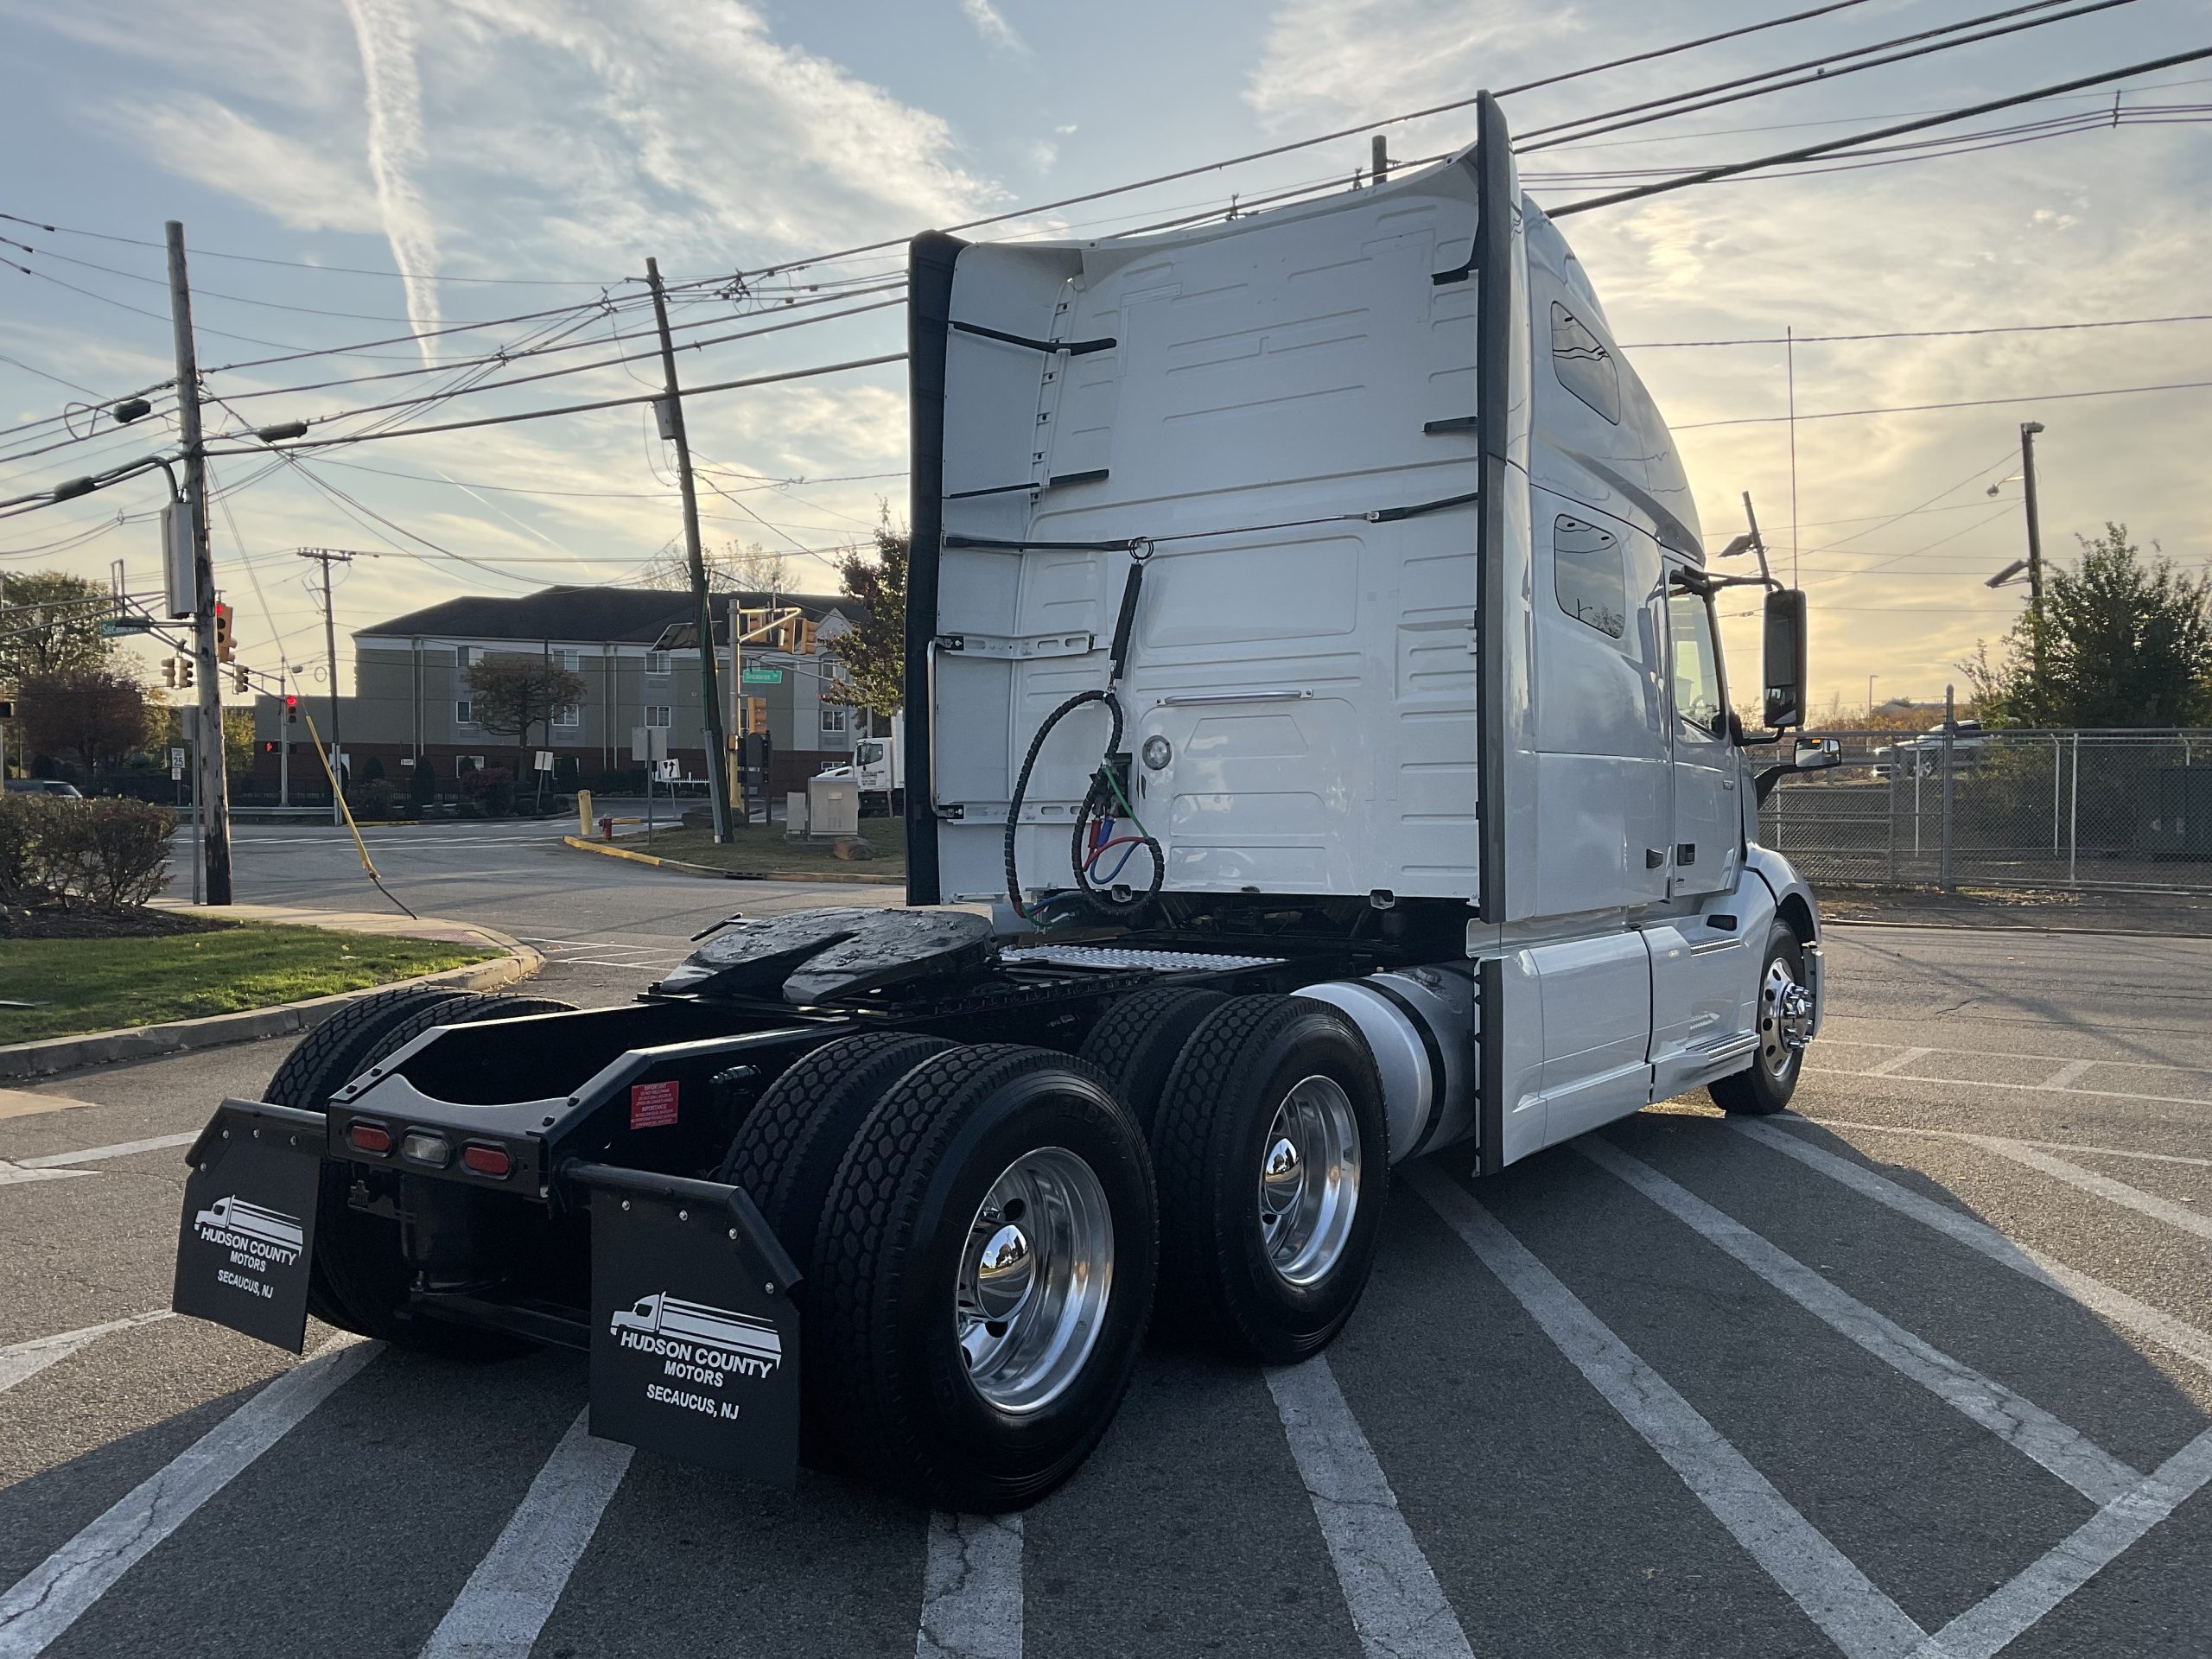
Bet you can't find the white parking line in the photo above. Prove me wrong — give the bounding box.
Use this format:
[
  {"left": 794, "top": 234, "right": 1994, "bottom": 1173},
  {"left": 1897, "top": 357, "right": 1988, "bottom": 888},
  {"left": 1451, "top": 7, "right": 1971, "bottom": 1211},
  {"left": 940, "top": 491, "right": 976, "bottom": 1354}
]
[
  {"left": 16, "top": 1133, "right": 198, "bottom": 1169},
  {"left": 0, "top": 1312, "right": 173, "bottom": 1395},
  {"left": 1959, "top": 1138, "right": 2212, "bottom": 1246},
  {"left": 0, "top": 1164, "right": 93, "bottom": 1189},
  {"left": 915, "top": 1511, "right": 1024, "bottom": 1659},
  {"left": 1802, "top": 1119, "right": 2212, "bottom": 1172},
  {"left": 418, "top": 1410, "right": 632, "bottom": 1659},
  {"left": 2039, "top": 1058, "right": 2097, "bottom": 1090},
  {"left": 1807, "top": 1066, "right": 2212, "bottom": 1111},
  {"left": 1263, "top": 1354, "right": 1473, "bottom": 1659},
  {"left": 1735, "top": 1121, "right": 2212, "bottom": 1375},
  {"left": 0, "top": 1335, "right": 379, "bottom": 1657},
  {"left": 1920, "top": 1425, "right": 2212, "bottom": 1659},
  {"left": 1403, "top": 1164, "right": 1925, "bottom": 1659},
  {"left": 1580, "top": 1140, "right": 2139, "bottom": 1505},
  {"left": 1816, "top": 1039, "right": 2212, "bottom": 1080},
  {"left": 1862, "top": 1047, "right": 1935, "bottom": 1077}
]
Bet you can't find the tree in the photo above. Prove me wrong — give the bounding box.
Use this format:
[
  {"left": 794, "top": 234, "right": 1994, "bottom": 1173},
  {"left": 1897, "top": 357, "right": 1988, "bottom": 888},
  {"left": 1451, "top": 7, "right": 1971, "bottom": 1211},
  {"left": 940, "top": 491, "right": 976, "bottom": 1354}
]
[
  {"left": 147, "top": 706, "right": 256, "bottom": 776},
  {"left": 1965, "top": 524, "right": 2212, "bottom": 728},
  {"left": 824, "top": 524, "right": 906, "bottom": 719},
  {"left": 639, "top": 537, "right": 789, "bottom": 595},
  {"left": 16, "top": 667, "right": 152, "bottom": 776},
  {"left": 0, "top": 571, "right": 113, "bottom": 684},
  {"left": 467, "top": 653, "right": 587, "bottom": 806}
]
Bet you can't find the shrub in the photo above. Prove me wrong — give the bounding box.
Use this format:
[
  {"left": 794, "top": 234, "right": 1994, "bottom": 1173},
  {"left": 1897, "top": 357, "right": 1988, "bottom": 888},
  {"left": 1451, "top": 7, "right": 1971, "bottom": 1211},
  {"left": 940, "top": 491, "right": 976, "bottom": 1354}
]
[
  {"left": 459, "top": 765, "right": 515, "bottom": 817},
  {"left": 346, "top": 779, "right": 397, "bottom": 821},
  {"left": 0, "top": 794, "right": 175, "bottom": 909},
  {"left": 409, "top": 756, "right": 438, "bottom": 805},
  {"left": 554, "top": 754, "right": 581, "bottom": 790},
  {"left": 362, "top": 755, "right": 386, "bottom": 784}
]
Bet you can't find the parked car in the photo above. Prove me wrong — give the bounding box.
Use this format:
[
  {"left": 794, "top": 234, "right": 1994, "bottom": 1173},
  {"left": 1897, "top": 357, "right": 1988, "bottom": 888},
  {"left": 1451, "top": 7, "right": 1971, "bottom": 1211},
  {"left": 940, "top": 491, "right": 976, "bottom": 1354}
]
[
  {"left": 3, "top": 779, "right": 84, "bottom": 798},
  {"left": 1873, "top": 720, "right": 1985, "bottom": 780}
]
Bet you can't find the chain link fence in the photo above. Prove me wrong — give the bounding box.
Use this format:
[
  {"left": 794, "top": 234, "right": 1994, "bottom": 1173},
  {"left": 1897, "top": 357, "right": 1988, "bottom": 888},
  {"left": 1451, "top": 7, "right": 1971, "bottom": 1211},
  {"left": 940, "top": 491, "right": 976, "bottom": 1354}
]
[{"left": 1758, "top": 728, "right": 2212, "bottom": 892}]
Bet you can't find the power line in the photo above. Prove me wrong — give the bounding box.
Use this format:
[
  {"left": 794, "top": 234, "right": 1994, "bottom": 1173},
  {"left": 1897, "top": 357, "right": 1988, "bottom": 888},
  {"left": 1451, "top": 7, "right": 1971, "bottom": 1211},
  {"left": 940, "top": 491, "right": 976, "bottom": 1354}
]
[
  {"left": 1548, "top": 44, "right": 2212, "bottom": 216},
  {"left": 1674, "top": 377, "right": 2212, "bottom": 429},
  {"left": 1630, "top": 312, "right": 2212, "bottom": 348}
]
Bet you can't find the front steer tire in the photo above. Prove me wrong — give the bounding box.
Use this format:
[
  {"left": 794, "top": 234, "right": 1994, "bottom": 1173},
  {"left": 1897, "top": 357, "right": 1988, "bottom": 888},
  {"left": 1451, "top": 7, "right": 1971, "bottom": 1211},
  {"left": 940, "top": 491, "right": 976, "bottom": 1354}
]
[
  {"left": 808, "top": 1044, "right": 1157, "bottom": 1512},
  {"left": 1708, "top": 921, "right": 1810, "bottom": 1117},
  {"left": 265, "top": 988, "right": 575, "bottom": 1357},
  {"left": 1151, "top": 995, "right": 1389, "bottom": 1365}
]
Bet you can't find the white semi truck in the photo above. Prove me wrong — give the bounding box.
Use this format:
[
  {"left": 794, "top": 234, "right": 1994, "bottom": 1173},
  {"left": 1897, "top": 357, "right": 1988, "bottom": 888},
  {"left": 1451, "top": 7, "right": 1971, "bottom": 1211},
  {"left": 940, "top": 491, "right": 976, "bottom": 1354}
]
[{"left": 172, "top": 92, "right": 1835, "bottom": 1513}]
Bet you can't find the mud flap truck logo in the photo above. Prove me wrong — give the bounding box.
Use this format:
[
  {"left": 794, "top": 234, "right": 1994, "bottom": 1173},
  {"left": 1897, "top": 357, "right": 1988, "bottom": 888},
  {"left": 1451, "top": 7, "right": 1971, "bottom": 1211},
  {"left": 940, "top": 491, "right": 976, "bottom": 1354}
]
[
  {"left": 194, "top": 1196, "right": 307, "bottom": 1264},
  {"left": 611, "top": 1292, "right": 783, "bottom": 1381}
]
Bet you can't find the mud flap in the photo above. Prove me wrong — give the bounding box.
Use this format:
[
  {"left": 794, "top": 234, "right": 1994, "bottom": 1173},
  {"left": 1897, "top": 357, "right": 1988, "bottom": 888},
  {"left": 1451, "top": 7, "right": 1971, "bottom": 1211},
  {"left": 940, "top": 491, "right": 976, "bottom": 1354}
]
[
  {"left": 575, "top": 1163, "right": 804, "bottom": 1490},
  {"left": 171, "top": 1099, "right": 326, "bottom": 1354}
]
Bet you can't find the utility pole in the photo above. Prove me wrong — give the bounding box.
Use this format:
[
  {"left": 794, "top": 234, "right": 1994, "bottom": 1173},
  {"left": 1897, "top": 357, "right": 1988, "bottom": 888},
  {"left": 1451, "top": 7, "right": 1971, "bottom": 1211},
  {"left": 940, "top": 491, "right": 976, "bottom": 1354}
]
[
  {"left": 2019, "top": 420, "right": 2047, "bottom": 681},
  {"left": 166, "top": 221, "right": 232, "bottom": 906},
  {"left": 297, "top": 549, "right": 354, "bottom": 825},
  {"left": 1371, "top": 135, "right": 1389, "bottom": 186},
  {"left": 645, "top": 257, "right": 733, "bottom": 842}
]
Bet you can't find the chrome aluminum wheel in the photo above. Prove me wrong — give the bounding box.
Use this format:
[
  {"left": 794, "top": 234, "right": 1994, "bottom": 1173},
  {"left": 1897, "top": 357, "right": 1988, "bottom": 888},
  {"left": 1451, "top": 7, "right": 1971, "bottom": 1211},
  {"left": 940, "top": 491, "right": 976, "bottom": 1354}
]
[
  {"left": 955, "top": 1147, "right": 1115, "bottom": 1414},
  {"left": 1758, "top": 957, "right": 1815, "bottom": 1080},
  {"left": 1257, "top": 1075, "right": 1362, "bottom": 1287}
]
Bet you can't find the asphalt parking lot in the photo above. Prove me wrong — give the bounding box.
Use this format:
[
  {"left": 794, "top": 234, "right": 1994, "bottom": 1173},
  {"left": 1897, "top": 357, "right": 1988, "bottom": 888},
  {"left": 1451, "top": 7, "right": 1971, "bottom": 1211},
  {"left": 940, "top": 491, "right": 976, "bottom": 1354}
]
[{"left": 2, "top": 919, "right": 2208, "bottom": 1658}]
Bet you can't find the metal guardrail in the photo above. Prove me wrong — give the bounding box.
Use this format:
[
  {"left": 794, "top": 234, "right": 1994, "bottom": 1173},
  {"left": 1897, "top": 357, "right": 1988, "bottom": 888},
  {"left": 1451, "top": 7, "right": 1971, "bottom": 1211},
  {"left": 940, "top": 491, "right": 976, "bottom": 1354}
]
[{"left": 1757, "top": 728, "right": 2212, "bottom": 892}]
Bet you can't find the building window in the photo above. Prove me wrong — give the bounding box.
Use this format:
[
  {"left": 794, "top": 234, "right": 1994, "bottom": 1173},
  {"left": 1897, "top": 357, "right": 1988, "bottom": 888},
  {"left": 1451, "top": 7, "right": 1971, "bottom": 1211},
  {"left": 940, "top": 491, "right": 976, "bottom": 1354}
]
[
  {"left": 646, "top": 705, "right": 672, "bottom": 728},
  {"left": 456, "top": 645, "right": 474, "bottom": 669},
  {"left": 645, "top": 652, "right": 670, "bottom": 676},
  {"left": 560, "top": 649, "right": 582, "bottom": 672},
  {"left": 455, "top": 699, "right": 474, "bottom": 725},
  {"left": 1554, "top": 515, "right": 1627, "bottom": 639},
  {"left": 1550, "top": 302, "right": 1621, "bottom": 424},
  {"left": 555, "top": 703, "right": 582, "bottom": 729},
  {"left": 820, "top": 706, "right": 848, "bottom": 735}
]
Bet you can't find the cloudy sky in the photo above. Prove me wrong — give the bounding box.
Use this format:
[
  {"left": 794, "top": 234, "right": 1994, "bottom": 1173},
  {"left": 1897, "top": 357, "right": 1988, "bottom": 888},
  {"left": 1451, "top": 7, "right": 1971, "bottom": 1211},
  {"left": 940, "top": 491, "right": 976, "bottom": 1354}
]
[{"left": 1, "top": 0, "right": 2205, "bottom": 715}]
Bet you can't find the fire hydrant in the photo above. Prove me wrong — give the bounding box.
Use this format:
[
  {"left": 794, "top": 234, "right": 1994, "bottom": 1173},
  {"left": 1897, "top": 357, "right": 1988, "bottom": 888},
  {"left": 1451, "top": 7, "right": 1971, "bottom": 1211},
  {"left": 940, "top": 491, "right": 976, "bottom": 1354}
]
[{"left": 600, "top": 816, "right": 614, "bottom": 842}]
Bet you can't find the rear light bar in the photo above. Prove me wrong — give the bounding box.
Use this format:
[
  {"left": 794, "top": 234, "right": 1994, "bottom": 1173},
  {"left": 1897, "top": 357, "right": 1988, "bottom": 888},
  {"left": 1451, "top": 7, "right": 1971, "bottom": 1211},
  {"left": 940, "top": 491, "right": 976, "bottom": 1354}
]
[
  {"left": 461, "top": 1143, "right": 513, "bottom": 1179},
  {"left": 347, "top": 1122, "right": 392, "bottom": 1156}
]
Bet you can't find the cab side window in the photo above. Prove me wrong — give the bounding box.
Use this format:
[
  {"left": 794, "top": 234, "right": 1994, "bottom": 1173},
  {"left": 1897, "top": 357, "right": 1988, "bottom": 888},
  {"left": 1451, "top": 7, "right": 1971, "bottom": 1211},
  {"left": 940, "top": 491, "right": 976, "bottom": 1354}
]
[
  {"left": 1554, "top": 515, "right": 1627, "bottom": 639},
  {"left": 1550, "top": 302, "right": 1620, "bottom": 424},
  {"left": 1668, "top": 585, "right": 1726, "bottom": 738}
]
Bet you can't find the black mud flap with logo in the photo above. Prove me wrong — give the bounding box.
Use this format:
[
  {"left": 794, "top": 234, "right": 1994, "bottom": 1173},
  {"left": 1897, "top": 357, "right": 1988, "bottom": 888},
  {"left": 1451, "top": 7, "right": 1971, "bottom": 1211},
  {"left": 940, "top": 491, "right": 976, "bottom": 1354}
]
[
  {"left": 172, "top": 1098, "right": 326, "bottom": 1353},
  {"left": 573, "top": 1162, "right": 804, "bottom": 1490}
]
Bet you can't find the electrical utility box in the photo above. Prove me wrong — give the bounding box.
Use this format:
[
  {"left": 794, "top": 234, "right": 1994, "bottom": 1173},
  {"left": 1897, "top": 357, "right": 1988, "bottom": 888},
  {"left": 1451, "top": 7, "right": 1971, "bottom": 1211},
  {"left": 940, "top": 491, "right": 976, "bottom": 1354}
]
[{"left": 905, "top": 102, "right": 1714, "bottom": 926}]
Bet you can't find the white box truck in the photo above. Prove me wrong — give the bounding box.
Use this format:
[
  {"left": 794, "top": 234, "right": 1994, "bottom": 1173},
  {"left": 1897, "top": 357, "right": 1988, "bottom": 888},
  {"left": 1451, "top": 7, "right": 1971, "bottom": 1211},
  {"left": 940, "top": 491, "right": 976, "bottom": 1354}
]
[{"left": 173, "top": 92, "right": 1836, "bottom": 1515}]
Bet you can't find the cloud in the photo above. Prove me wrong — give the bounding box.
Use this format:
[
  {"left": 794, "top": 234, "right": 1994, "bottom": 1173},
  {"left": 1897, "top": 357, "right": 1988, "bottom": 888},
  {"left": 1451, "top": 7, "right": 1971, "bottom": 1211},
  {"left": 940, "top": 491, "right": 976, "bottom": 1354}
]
[
  {"left": 92, "top": 97, "right": 385, "bottom": 237},
  {"left": 1245, "top": 0, "right": 1581, "bottom": 130},
  {"left": 1028, "top": 139, "right": 1058, "bottom": 173},
  {"left": 340, "top": 0, "right": 444, "bottom": 365},
  {"left": 959, "top": 0, "right": 1026, "bottom": 54}
]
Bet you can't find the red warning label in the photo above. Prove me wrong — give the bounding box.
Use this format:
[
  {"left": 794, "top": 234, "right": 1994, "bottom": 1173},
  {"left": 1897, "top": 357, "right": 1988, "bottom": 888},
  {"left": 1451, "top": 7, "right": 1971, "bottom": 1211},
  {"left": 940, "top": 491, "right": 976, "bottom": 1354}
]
[{"left": 629, "top": 1080, "right": 679, "bottom": 1129}]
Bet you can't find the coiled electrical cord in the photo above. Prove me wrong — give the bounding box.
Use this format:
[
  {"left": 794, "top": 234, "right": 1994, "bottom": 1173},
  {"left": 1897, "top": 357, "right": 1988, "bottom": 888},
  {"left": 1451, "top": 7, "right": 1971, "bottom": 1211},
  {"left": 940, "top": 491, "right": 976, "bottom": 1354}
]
[{"left": 1002, "top": 687, "right": 1163, "bottom": 923}]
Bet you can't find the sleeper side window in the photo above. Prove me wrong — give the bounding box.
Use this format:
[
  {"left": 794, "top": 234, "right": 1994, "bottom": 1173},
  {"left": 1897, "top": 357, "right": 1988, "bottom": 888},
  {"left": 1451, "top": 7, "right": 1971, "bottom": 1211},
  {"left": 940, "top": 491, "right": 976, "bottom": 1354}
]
[
  {"left": 1554, "top": 515, "right": 1627, "bottom": 639},
  {"left": 1550, "top": 302, "right": 1620, "bottom": 424}
]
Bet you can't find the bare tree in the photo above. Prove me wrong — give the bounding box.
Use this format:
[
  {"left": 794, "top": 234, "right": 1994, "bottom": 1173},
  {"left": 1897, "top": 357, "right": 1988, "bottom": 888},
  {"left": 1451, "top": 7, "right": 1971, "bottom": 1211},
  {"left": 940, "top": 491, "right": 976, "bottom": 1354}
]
[{"left": 639, "top": 537, "right": 790, "bottom": 595}]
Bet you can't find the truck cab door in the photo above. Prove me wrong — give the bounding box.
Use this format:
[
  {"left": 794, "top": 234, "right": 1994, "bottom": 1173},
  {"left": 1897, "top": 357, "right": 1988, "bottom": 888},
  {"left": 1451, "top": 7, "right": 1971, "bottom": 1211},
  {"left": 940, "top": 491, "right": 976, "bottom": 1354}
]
[{"left": 1665, "top": 571, "right": 1739, "bottom": 899}]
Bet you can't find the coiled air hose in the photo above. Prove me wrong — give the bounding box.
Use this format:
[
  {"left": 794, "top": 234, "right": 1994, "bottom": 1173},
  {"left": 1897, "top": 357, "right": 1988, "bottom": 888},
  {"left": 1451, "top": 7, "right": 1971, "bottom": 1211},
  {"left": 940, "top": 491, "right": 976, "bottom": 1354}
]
[{"left": 1002, "top": 549, "right": 1165, "bottom": 923}]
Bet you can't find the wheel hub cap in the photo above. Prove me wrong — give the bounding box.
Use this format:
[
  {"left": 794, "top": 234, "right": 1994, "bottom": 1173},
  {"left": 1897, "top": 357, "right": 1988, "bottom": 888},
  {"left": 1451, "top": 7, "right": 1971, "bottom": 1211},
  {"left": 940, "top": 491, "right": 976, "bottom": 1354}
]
[
  {"left": 956, "top": 1147, "right": 1114, "bottom": 1414},
  {"left": 1257, "top": 1076, "right": 1362, "bottom": 1288},
  {"left": 1759, "top": 958, "right": 1815, "bottom": 1077}
]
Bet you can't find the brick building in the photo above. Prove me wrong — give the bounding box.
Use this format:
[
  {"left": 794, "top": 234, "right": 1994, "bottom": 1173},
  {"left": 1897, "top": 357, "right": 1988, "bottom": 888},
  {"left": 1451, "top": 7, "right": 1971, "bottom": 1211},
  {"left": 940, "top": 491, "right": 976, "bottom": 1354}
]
[{"left": 249, "top": 586, "right": 868, "bottom": 798}]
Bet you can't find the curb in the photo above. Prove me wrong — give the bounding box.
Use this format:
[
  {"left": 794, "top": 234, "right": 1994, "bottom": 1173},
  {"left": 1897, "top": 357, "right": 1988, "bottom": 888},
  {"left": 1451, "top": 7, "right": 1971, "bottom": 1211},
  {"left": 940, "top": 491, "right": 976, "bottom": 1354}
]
[
  {"left": 0, "top": 934, "right": 543, "bottom": 1082},
  {"left": 558, "top": 835, "right": 902, "bottom": 886}
]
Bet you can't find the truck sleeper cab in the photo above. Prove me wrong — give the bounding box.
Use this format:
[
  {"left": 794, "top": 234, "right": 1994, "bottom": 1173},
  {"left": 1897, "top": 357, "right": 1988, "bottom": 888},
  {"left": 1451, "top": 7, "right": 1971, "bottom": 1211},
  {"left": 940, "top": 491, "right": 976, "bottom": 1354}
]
[{"left": 169, "top": 91, "right": 1834, "bottom": 1516}]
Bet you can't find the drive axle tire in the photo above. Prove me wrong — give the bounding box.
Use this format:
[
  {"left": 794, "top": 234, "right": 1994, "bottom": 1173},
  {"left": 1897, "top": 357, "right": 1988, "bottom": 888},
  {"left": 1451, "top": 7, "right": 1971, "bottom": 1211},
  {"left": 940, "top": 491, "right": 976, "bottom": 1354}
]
[
  {"left": 809, "top": 1044, "right": 1157, "bottom": 1512},
  {"left": 265, "top": 989, "right": 575, "bottom": 1357},
  {"left": 1077, "top": 987, "right": 1228, "bottom": 1134},
  {"left": 1151, "top": 995, "right": 1388, "bottom": 1365},
  {"left": 720, "top": 1030, "right": 957, "bottom": 1280},
  {"left": 1709, "top": 922, "right": 1812, "bottom": 1117}
]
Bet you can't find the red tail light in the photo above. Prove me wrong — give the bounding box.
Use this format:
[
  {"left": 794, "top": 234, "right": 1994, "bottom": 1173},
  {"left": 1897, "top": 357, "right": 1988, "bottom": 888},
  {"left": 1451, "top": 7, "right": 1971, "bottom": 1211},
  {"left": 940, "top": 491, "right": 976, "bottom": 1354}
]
[
  {"left": 347, "top": 1122, "right": 392, "bottom": 1155},
  {"left": 461, "top": 1143, "right": 513, "bottom": 1179}
]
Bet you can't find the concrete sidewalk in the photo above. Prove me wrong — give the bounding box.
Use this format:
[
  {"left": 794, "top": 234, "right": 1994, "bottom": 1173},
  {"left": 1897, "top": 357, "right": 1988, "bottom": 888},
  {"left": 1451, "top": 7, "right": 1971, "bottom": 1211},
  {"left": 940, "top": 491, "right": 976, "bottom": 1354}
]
[{"left": 0, "top": 905, "right": 543, "bottom": 1080}]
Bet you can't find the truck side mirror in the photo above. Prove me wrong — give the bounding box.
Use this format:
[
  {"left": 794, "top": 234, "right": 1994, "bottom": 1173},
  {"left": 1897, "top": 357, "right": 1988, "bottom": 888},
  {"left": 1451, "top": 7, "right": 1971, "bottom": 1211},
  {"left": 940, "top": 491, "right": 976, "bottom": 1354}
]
[
  {"left": 1794, "top": 736, "right": 1840, "bottom": 772},
  {"left": 1763, "top": 588, "right": 1808, "bottom": 729}
]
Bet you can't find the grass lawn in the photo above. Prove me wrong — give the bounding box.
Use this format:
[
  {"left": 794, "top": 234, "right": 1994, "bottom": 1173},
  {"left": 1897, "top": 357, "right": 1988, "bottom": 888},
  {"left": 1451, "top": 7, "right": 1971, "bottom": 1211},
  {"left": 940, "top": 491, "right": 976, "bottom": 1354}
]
[
  {"left": 0, "top": 924, "right": 497, "bottom": 1046},
  {"left": 618, "top": 818, "right": 906, "bottom": 880}
]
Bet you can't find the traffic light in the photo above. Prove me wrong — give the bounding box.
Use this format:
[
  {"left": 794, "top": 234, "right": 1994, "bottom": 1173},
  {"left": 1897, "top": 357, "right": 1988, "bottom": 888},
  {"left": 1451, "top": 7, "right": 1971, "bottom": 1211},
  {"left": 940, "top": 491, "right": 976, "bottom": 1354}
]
[
  {"left": 743, "top": 696, "right": 767, "bottom": 734},
  {"left": 798, "top": 619, "right": 818, "bottom": 655},
  {"left": 258, "top": 740, "right": 278, "bottom": 756},
  {"left": 284, "top": 694, "right": 299, "bottom": 724},
  {"left": 177, "top": 657, "right": 194, "bottom": 690},
  {"left": 233, "top": 664, "right": 250, "bottom": 693},
  {"left": 213, "top": 601, "right": 233, "bottom": 664},
  {"left": 162, "top": 658, "right": 177, "bottom": 688}
]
